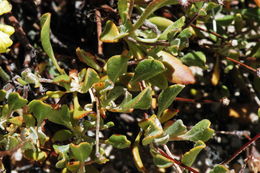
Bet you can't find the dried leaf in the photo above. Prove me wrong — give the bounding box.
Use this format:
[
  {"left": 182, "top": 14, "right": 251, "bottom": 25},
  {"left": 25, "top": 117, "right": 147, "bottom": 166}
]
[{"left": 157, "top": 51, "right": 196, "bottom": 84}]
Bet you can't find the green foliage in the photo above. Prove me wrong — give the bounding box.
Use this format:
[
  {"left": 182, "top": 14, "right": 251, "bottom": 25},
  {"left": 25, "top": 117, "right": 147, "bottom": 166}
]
[
  {"left": 2, "top": 0, "right": 259, "bottom": 172},
  {"left": 105, "top": 134, "right": 131, "bottom": 149}
]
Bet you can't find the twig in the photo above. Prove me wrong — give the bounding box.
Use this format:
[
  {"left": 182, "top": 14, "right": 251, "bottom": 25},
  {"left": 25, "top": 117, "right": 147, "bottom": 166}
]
[
  {"left": 225, "top": 57, "right": 257, "bottom": 73},
  {"left": 95, "top": 9, "right": 103, "bottom": 56},
  {"left": 175, "top": 97, "right": 220, "bottom": 104},
  {"left": 216, "top": 130, "right": 251, "bottom": 140},
  {"left": 183, "top": 12, "right": 199, "bottom": 29},
  {"left": 157, "top": 148, "right": 199, "bottom": 173},
  {"left": 90, "top": 88, "right": 101, "bottom": 158},
  {"left": 163, "top": 145, "right": 182, "bottom": 173},
  {"left": 221, "top": 133, "right": 260, "bottom": 164},
  {"left": 191, "top": 24, "right": 226, "bottom": 40}
]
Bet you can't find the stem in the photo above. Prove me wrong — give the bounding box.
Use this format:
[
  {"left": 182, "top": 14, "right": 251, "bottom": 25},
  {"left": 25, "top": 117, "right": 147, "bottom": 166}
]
[
  {"left": 163, "top": 145, "right": 182, "bottom": 173},
  {"left": 157, "top": 148, "right": 199, "bottom": 173},
  {"left": 95, "top": 9, "right": 103, "bottom": 56},
  {"left": 191, "top": 24, "right": 226, "bottom": 39},
  {"left": 225, "top": 57, "right": 257, "bottom": 73},
  {"left": 221, "top": 133, "right": 260, "bottom": 164},
  {"left": 91, "top": 88, "right": 101, "bottom": 158}
]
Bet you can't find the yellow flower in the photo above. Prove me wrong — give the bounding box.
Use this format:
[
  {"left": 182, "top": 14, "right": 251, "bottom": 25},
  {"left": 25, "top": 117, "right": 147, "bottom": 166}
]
[
  {"left": 0, "top": 0, "right": 12, "bottom": 15},
  {"left": 0, "top": 30, "right": 13, "bottom": 53},
  {"left": 0, "top": 24, "right": 15, "bottom": 35}
]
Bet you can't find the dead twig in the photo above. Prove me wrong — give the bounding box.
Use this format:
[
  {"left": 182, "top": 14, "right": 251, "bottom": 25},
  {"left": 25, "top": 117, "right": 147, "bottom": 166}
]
[{"left": 95, "top": 9, "right": 103, "bottom": 56}]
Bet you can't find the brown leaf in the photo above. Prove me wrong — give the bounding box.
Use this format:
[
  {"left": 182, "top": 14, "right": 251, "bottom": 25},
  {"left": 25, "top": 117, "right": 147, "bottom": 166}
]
[{"left": 157, "top": 51, "right": 196, "bottom": 85}]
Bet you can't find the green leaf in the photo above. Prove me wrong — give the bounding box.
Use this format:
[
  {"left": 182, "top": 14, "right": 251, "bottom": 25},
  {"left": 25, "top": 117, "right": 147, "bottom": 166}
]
[
  {"left": 159, "top": 109, "right": 179, "bottom": 123},
  {"left": 181, "top": 51, "right": 207, "bottom": 68},
  {"left": 52, "top": 130, "right": 73, "bottom": 142},
  {"left": 152, "top": 153, "right": 173, "bottom": 168},
  {"left": 100, "top": 20, "right": 128, "bottom": 42},
  {"left": 209, "top": 165, "right": 229, "bottom": 173},
  {"left": 24, "top": 149, "right": 47, "bottom": 161},
  {"left": 7, "top": 92, "right": 28, "bottom": 111},
  {"left": 48, "top": 105, "right": 72, "bottom": 129},
  {"left": 165, "top": 120, "right": 187, "bottom": 138},
  {"left": 106, "top": 134, "right": 131, "bottom": 149},
  {"left": 73, "top": 92, "right": 91, "bottom": 119},
  {"left": 53, "top": 74, "right": 71, "bottom": 90},
  {"left": 159, "top": 16, "right": 185, "bottom": 40},
  {"left": 148, "top": 16, "right": 174, "bottom": 31},
  {"left": 101, "top": 86, "right": 125, "bottom": 106},
  {"left": 138, "top": 115, "right": 164, "bottom": 145},
  {"left": 81, "top": 68, "right": 100, "bottom": 93},
  {"left": 157, "top": 84, "right": 184, "bottom": 116},
  {"left": 122, "top": 87, "right": 152, "bottom": 110},
  {"left": 46, "top": 91, "right": 66, "bottom": 98},
  {"left": 8, "top": 116, "right": 23, "bottom": 126},
  {"left": 131, "top": 0, "right": 179, "bottom": 32},
  {"left": 0, "top": 90, "right": 6, "bottom": 102},
  {"left": 181, "top": 140, "right": 206, "bottom": 166},
  {"left": 76, "top": 48, "right": 101, "bottom": 71},
  {"left": 53, "top": 144, "right": 70, "bottom": 168},
  {"left": 23, "top": 114, "right": 36, "bottom": 127},
  {"left": 148, "top": 73, "right": 168, "bottom": 89},
  {"left": 40, "top": 13, "right": 64, "bottom": 74},
  {"left": 131, "top": 59, "right": 165, "bottom": 83},
  {"left": 70, "top": 142, "right": 93, "bottom": 162},
  {"left": 216, "top": 15, "right": 235, "bottom": 26},
  {"left": 107, "top": 55, "right": 129, "bottom": 82},
  {"left": 180, "top": 119, "right": 214, "bottom": 142},
  {"left": 118, "top": 0, "right": 131, "bottom": 25},
  {"left": 4, "top": 136, "right": 19, "bottom": 150},
  {"left": 0, "top": 0, "right": 12, "bottom": 15},
  {"left": 28, "top": 100, "right": 52, "bottom": 125}
]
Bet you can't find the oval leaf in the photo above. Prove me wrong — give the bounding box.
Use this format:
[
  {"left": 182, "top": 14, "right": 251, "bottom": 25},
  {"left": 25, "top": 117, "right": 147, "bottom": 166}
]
[
  {"left": 106, "top": 134, "right": 131, "bottom": 149},
  {"left": 157, "top": 51, "right": 196, "bottom": 84},
  {"left": 181, "top": 140, "right": 206, "bottom": 166},
  {"left": 81, "top": 68, "right": 100, "bottom": 93},
  {"left": 8, "top": 92, "right": 28, "bottom": 111},
  {"left": 157, "top": 84, "right": 184, "bottom": 116},
  {"left": 70, "top": 142, "right": 93, "bottom": 162},
  {"left": 76, "top": 48, "right": 101, "bottom": 71},
  {"left": 100, "top": 20, "right": 120, "bottom": 43},
  {"left": 122, "top": 87, "right": 152, "bottom": 110},
  {"left": 107, "top": 55, "right": 129, "bottom": 83},
  {"left": 164, "top": 120, "right": 187, "bottom": 138},
  {"left": 131, "top": 59, "right": 165, "bottom": 83},
  {"left": 28, "top": 100, "right": 52, "bottom": 125},
  {"left": 180, "top": 119, "right": 214, "bottom": 142}
]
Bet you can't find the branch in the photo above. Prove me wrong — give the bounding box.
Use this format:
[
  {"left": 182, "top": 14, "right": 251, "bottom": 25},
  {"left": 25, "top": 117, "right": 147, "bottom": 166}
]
[
  {"left": 157, "top": 148, "right": 199, "bottom": 173},
  {"left": 221, "top": 133, "right": 260, "bottom": 164}
]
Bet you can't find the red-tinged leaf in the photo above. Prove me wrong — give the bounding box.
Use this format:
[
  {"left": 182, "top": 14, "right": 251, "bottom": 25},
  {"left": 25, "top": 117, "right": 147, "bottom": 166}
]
[{"left": 157, "top": 51, "right": 196, "bottom": 85}]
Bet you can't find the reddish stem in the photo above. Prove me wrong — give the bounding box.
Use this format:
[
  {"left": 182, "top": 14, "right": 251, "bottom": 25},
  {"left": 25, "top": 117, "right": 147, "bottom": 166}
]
[
  {"left": 158, "top": 148, "right": 199, "bottom": 173},
  {"left": 175, "top": 97, "right": 218, "bottom": 104},
  {"left": 225, "top": 57, "right": 257, "bottom": 73},
  {"left": 221, "top": 133, "right": 260, "bottom": 164}
]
